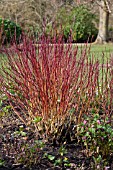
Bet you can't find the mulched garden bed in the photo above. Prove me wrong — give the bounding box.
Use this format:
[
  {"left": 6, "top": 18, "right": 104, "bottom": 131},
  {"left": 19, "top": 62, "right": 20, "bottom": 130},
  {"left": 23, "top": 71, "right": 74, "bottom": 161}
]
[{"left": 0, "top": 111, "right": 113, "bottom": 170}]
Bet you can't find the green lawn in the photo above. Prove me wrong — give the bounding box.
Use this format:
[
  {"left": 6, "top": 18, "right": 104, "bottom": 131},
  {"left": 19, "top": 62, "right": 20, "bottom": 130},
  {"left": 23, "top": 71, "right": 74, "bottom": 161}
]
[
  {"left": 0, "top": 43, "right": 113, "bottom": 67},
  {"left": 74, "top": 43, "right": 113, "bottom": 52},
  {"left": 90, "top": 44, "right": 113, "bottom": 61},
  {"left": 75, "top": 43, "right": 113, "bottom": 63},
  {"left": 90, "top": 43, "right": 113, "bottom": 53}
]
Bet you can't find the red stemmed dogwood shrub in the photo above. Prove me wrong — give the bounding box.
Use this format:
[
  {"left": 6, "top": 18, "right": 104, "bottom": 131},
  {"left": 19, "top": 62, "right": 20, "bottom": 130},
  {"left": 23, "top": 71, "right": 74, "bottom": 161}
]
[{"left": 0, "top": 33, "right": 112, "bottom": 140}]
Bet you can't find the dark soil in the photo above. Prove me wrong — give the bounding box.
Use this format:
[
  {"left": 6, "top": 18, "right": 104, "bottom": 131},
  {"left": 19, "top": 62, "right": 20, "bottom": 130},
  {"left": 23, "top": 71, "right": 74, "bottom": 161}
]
[{"left": 0, "top": 111, "right": 113, "bottom": 170}]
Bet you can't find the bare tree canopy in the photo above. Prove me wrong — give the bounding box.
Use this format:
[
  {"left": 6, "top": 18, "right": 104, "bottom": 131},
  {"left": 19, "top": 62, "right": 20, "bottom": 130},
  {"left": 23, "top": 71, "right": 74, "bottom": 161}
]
[{"left": 0, "top": 0, "right": 64, "bottom": 30}]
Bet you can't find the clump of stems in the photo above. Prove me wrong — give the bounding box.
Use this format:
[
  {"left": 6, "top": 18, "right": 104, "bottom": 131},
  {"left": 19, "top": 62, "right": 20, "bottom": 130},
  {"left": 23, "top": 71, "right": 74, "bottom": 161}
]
[{"left": 0, "top": 32, "right": 113, "bottom": 138}]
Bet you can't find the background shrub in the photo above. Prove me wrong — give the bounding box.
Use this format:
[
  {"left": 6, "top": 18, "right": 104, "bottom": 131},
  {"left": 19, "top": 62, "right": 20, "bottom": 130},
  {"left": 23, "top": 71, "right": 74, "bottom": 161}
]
[
  {"left": 0, "top": 18, "right": 22, "bottom": 44},
  {"left": 70, "top": 5, "right": 98, "bottom": 42},
  {"left": 50, "top": 5, "right": 98, "bottom": 43}
]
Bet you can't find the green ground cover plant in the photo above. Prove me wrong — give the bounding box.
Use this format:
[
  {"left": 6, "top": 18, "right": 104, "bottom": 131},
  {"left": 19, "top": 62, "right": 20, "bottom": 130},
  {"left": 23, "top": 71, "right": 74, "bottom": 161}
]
[
  {"left": 0, "top": 32, "right": 113, "bottom": 169},
  {"left": 77, "top": 112, "right": 113, "bottom": 165}
]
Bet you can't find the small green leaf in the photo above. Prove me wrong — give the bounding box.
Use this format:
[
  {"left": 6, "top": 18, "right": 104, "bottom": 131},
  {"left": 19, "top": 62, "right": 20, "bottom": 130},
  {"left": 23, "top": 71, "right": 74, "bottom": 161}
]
[
  {"left": 47, "top": 155, "right": 55, "bottom": 161},
  {"left": 69, "top": 108, "right": 75, "bottom": 115},
  {"left": 9, "top": 89, "right": 15, "bottom": 95},
  {"left": 63, "top": 157, "right": 69, "bottom": 163},
  {"left": 0, "top": 159, "right": 4, "bottom": 166},
  {"left": 85, "top": 132, "right": 89, "bottom": 137},
  {"left": 89, "top": 128, "right": 95, "bottom": 134},
  {"left": 30, "top": 147, "right": 36, "bottom": 153},
  {"left": 64, "top": 163, "right": 71, "bottom": 167},
  {"left": 54, "top": 158, "right": 62, "bottom": 166},
  {"left": 33, "top": 116, "right": 42, "bottom": 123},
  {"left": 20, "top": 131, "right": 27, "bottom": 137}
]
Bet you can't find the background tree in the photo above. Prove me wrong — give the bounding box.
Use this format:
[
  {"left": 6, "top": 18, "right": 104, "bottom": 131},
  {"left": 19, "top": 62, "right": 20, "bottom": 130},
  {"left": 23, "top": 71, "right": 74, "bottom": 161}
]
[
  {"left": 76, "top": 0, "right": 112, "bottom": 43},
  {"left": 95, "top": 0, "right": 111, "bottom": 43}
]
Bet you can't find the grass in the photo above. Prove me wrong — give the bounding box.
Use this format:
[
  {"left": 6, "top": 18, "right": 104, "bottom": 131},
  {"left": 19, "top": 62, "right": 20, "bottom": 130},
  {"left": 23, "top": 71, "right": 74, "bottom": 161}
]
[
  {"left": 0, "top": 43, "right": 113, "bottom": 60},
  {"left": 90, "top": 43, "right": 113, "bottom": 53},
  {"left": 90, "top": 43, "right": 113, "bottom": 62},
  {"left": 0, "top": 43, "right": 112, "bottom": 84},
  {"left": 76, "top": 43, "right": 113, "bottom": 63}
]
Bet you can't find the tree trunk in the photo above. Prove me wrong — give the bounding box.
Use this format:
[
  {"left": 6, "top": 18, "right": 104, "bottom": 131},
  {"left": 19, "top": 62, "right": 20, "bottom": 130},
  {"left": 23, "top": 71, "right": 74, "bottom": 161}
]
[{"left": 95, "top": 0, "right": 109, "bottom": 44}]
